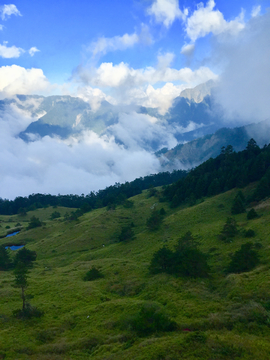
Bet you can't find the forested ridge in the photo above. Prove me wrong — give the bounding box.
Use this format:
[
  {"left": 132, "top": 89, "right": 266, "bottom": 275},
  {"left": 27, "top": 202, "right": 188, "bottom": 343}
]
[{"left": 163, "top": 139, "right": 270, "bottom": 207}]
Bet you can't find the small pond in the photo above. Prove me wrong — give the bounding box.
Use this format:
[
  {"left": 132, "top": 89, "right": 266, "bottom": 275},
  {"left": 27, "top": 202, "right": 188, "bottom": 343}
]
[
  {"left": 5, "top": 245, "right": 25, "bottom": 251},
  {"left": 6, "top": 231, "right": 20, "bottom": 238},
  {"left": 4, "top": 230, "right": 24, "bottom": 250}
]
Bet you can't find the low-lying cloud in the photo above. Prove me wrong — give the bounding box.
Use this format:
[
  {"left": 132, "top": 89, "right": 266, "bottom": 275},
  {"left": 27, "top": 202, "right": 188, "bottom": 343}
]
[{"left": 0, "top": 104, "right": 162, "bottom": 200}]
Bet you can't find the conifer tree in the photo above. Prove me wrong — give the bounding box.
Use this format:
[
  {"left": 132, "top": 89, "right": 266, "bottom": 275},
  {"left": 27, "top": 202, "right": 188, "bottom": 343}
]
[
  {"left": 0, "top": 245, "right": 12, "bottom": 271},
  {"left": 14, "top": 262, "right": 28, "bottom": 310}
]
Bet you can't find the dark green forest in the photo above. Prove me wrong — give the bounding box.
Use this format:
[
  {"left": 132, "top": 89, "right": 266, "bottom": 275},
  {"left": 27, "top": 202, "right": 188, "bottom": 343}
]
[{"left": 163, "top": 139, "right": 270, "bottom": 207}]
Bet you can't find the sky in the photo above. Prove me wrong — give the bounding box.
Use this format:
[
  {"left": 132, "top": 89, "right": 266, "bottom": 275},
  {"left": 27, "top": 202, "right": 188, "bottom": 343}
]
[{"left": 0, "top": 0, "right": 269, "bottom": 199}]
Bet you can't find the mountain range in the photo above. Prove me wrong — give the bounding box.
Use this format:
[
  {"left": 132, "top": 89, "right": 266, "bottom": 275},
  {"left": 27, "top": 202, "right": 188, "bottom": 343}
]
[
  {"left": 1, "top": 84, "right": 222, "bottom": 152},
  {"left": 1, "top": 81, "right": 269, "bottom": 173}
]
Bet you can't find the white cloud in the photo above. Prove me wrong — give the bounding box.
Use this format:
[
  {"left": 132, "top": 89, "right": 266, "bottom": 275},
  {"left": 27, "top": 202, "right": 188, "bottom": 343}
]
[
  {"left": 0, "top": 24, "right": 3, "bottom": 30},
  {"left": 90, "top": 32, "right": 139, "bottom": 57},
  {"left": 106, "top": 112, "right": 177, "bottom": 151},
  {"left": 0, "top": 4, "right": 21, "bottom": 20},
  {"left": 0, "top": 105, "right": 162, "bottom": 199},
  {"left": 0, "top": 65, "right": 55, "bottom": 98},
  {"left": 0, "top": 41, "right": 24, "bottom": 58},
  {"left": 251, "top": 5, "right": 261, "bottom": 18},
  {"left": 142, "top": 83, "right": 184, "bottom": 114},
  {"left": 73, "top": 51, "right": 217, "bottom": 113},
  {"left": 185, "top": 0, "right": 245, "bottom": 42},
  {"left": 181, "top": 43, "right": 195, "bottom": 56},
  {"left": 29, "top": 47, "right": 40, "bottom": 56},
  {"left": 76, "top": 85, "right": 116, "bottom": 111},
  {"left": 89, "top": 25, "right": 152, "bottom": 57},
  {"left": 147, "top": 0, "right": 188, "bottom": 28},
  {"left": 213, "top": 12, "right": 270, "bottom": 122},
  {"left": 76, "top": 58, "right": 217, "bottom": 90}
]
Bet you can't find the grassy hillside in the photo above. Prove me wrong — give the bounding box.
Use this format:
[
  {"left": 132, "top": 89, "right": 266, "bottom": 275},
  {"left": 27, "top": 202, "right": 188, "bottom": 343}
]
[{"left": 0, "top": 186, "right": 270, "bottom": 359}]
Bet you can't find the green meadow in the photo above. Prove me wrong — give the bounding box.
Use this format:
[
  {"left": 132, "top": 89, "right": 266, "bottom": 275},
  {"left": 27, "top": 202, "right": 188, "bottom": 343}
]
[{"left": 0, "top": 186, "right": 270, "bottom": 359}]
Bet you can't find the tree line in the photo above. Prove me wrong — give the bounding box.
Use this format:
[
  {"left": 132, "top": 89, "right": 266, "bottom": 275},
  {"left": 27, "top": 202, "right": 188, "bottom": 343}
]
[{"left": 0, "top": 169, "right": 187, "bottom": 215}]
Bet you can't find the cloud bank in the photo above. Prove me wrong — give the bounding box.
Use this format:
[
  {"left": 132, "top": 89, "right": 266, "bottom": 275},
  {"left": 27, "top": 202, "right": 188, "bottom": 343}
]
[
  {"left": 0, "top": 103, "right": 163, "bottom": 200},
  {"left": 213, "top": 11, "right": 270, "bottom": 122}
]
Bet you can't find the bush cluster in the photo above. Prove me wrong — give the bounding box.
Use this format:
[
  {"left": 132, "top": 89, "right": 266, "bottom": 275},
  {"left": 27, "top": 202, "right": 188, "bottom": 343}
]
[
  {"left": 123, "top": 303, "right": 177, "bottom": 336},
  {"left": 83, "top": 267, "right": 104, "bottom": 281},
  {"left": 27, "top": 216, "right": 42, "bottom": 230},
  {"left": 149, "top": 232, "right": 210, "bottom": 278},
  {"left": 13, "top": 303, "right": 44, "bottom": 319},
  {"left": 227, "top": 242, "right": 260, "bottom": 274},
  {"left": 146, "top": 210, "right": 163, "bottom": 231}
]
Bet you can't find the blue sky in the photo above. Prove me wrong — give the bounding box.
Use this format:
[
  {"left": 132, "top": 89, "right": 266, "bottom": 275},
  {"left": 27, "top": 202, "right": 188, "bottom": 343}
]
[{"left": 0, "top": 0, "right": 268, "bottom": 112}]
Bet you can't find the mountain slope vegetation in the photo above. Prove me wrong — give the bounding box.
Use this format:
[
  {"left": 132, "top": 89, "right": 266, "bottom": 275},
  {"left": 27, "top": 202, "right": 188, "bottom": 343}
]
[{"left": 163, "top": 139, "right": 270, "bottom": 207}]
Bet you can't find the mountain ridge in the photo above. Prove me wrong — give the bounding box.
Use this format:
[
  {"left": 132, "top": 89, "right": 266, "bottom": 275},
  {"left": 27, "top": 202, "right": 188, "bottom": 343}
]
[{"left": 158, "top": 118, "right": 270, "bottom": 169}]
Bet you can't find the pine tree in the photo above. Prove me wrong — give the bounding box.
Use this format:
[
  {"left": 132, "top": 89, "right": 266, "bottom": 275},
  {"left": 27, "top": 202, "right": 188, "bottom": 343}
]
[
  {"left": 0, "top": 245, "right": 12, "bottom": 271},
  {"left": 14, "top": 262, "right": 28, "bottom": 310},
  {"left": 231, "top": 191, "right": 246, "bottom": 214}
]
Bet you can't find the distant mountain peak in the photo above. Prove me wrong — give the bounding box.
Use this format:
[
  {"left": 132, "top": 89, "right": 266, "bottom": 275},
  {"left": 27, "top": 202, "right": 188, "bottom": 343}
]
[{"left": 180, "top": 80, "right": 216, "bottom": 103}]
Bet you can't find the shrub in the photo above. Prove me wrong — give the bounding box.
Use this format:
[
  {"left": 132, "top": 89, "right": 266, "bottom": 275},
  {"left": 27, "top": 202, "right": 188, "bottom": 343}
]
[
  {"left": 13, "top": 303, "right": 44, "bottom": 319},
  {"left": 247, "top": 208, "right": 258, "bottom": 220},
  {"left": 50, "top": 211, "right": 61, "bottom": 220},
  {"left": 146, "top": 210, "right": 162, "bottom": 231},
  {"left": 186, "top": 331, "right": 207, "bottom": 344},
  {"left": 118, "top": 224, "right": 135, "bottom": 242},
  {"left": 126, "top": 303, "right": 177, "bottom": 336},
  {"left": 64, "top": 210, "right": 82, "bottom": 221},
  {"left": 219, "top": 217, "right": 238, "bottom": 242},
  {"left": 227, "top": 242, "right": 260, "bottom": 273},
  {"left": 83, "top": 267, "right": 104, "bottom": 281},
  {"left": 244, "top": 229, "right": 255, "bottom": 238},
  {"left": 36, "top": 329, "right": 57, "bottom": 343},
  {"left": 27, "top": 216, "right": 42, "bottom": 230}
]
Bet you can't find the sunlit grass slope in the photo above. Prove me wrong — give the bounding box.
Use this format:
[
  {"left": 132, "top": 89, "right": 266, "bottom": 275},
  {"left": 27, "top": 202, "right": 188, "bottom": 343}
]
[{"left": 0, "top": 186, "right": 270, "bottom": 360}]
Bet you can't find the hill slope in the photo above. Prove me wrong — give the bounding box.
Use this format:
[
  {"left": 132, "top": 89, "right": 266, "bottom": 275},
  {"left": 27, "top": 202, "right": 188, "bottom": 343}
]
[{"left": 0, "top": 182, "right": 270, "bottom": 359}]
